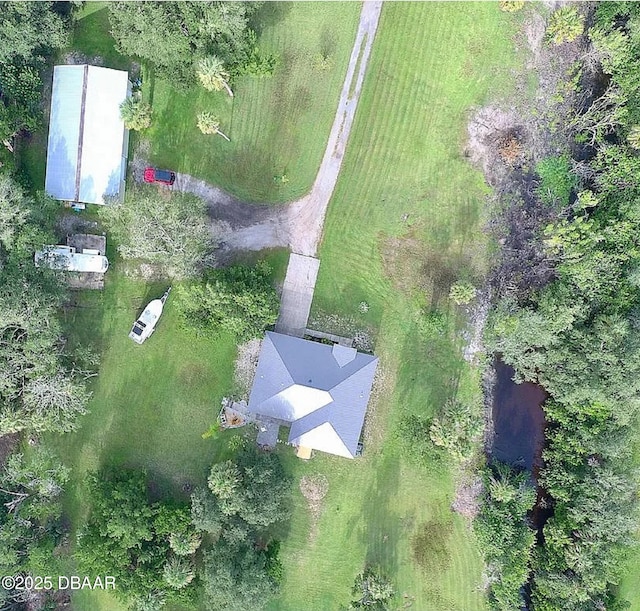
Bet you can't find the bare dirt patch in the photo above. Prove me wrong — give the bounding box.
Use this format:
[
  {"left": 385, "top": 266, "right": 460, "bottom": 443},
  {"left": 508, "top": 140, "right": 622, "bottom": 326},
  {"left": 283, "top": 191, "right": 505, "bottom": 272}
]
[
  {"left": 299, "top": 474, "right": 329, "bottom": 543},
  {"left": 451, "top": 471, "right": 484, "bottom": 521},
  {"left": 233, "top": 338, "right": 262, "bottom": 399},
  {"left": 466, "top": 6, "right": 588, "bottom": 193},
  {"left": 461, "top": 287, "right": 491, "bottom": 365},
  {"left": 55, "top": 213, "right": 100, "bottom": 239}
]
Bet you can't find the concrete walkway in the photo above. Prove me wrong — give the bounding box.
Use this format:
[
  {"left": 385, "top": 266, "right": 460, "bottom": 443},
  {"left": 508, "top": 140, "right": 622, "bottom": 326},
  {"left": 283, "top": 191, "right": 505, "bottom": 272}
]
[{"left": 275, "top": 254, "right": 320, "bottom": 337}]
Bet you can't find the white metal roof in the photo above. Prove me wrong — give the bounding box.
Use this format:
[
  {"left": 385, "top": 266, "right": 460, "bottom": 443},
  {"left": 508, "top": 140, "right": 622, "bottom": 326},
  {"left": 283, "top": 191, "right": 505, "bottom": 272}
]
[{"left": 45, "top": 65, "right": 130, "bottom": 205}]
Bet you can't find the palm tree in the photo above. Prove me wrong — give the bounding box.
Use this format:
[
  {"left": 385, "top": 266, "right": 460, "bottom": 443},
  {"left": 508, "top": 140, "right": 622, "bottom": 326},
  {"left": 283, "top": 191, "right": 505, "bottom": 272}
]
[
  {"left": 628, "top": 125, "right": 640, "bottom": 149},
  {"left": 197, "top": 111, "right": 230, "bottom": 141},
  {"left": 169, "top": 530, "right": 202, "bottom": 556},
  {"left": 163, "top": 557, "right": 195, "bottom": 589},
  {"left": 196, "top": 56, "right": 234, "bottom": 97},
  {"left": 119, "top": 96, "right": 152, "bottom": 131}
]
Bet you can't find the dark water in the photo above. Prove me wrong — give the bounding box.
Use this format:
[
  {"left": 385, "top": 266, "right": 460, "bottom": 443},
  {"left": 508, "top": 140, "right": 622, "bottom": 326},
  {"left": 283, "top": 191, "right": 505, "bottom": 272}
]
[{"left": 492, "top": 358, "right": 547, "bottom": 472}]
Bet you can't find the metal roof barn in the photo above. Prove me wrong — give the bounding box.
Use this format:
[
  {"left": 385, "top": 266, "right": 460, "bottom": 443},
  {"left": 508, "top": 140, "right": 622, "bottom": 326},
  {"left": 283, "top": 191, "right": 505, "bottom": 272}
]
[{"left": 45, "top": 65, "right": 131, "bottom": 205}]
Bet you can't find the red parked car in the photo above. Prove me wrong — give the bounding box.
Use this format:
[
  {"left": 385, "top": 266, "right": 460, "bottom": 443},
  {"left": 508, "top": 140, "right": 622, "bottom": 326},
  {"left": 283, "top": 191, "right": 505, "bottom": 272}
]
[{"left": 144, "top": 167, "right": 176, "bottom": 185}]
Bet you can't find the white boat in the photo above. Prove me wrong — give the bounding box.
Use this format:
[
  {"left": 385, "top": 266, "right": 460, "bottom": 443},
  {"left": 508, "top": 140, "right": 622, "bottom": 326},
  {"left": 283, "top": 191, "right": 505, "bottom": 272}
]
[{"left": 129, "top": 288, "right": 171, "bottom": 344}]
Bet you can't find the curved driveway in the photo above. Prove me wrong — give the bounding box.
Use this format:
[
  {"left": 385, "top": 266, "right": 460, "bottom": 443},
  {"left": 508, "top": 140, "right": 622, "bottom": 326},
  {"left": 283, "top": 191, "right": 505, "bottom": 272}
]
[{"left": 172, "top": 1, "right": 384, "bottom": 258}]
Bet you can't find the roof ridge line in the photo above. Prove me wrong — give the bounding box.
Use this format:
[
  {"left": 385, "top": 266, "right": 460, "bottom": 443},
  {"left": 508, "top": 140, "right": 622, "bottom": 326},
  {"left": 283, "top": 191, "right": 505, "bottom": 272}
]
[{"left": 74, "top": 65, "right": 89, "bottom": 203}]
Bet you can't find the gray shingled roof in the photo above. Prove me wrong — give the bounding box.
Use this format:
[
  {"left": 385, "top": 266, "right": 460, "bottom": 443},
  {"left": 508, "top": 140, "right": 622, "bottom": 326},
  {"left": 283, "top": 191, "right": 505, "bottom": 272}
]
[{"left": 248, "top": 331, "right": 378, "bottom": 458}]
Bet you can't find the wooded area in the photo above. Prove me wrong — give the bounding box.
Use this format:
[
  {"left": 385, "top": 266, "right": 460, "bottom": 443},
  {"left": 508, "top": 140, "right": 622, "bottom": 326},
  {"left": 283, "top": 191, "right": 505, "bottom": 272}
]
[{"left": 481, "top": 2, "right": 640, "bottom": 609}]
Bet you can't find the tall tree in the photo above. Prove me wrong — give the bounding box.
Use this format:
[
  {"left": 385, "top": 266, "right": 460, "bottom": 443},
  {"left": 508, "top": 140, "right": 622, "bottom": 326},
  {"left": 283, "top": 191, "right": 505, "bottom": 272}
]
[
  {"left": 206, "top": 448, "right": 291, "bottom": 528},
  {"left": 109, "top": 2, "right": 262, "bottom": 86},
  {"left": 99, "top": 185, "right": 219, "bottom": 279},
  {"left": 176, "top": 262, "right": 279, "bottom": 341},
  {"left": 0, "top": 174, "right": 89, "bottom": 436},
  {"left": 202, "top": 541, "right": 278, "bottom": 611},
  {"left": 76, "top": 468, "right": 199, "bottom": 608},
  {"left": 0, "top": 2, "right": 69, "bottom": 141}
]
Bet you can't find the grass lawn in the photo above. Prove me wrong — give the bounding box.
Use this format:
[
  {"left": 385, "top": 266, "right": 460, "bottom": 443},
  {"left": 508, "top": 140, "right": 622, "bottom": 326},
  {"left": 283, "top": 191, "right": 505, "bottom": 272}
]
[
  {"left": 269, "top": 3, "right": 523, "bottom": 610},
  {"left": 146, "top": 2, "right": 360, "bottom": 203},
  {"left": 45, "top": 246, "right": 288, "bottom": 610},
  {"left": 50, "top": 270, "right": 237, "bottom": 500}
]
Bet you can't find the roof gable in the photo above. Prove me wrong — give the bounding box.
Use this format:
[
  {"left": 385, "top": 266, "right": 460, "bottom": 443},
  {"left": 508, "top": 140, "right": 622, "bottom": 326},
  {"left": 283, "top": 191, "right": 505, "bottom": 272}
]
[
  {"left": 289, "top": 422, "right": 353, "bottom": 459},
  {"left": 248, "top": 332, "right": 378, "bottom": 458}
]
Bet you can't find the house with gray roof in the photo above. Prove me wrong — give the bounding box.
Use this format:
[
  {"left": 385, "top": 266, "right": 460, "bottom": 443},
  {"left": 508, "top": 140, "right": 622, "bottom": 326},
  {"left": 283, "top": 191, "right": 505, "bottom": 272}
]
[
  {"left": 45, "top": 65, "right": 131, "bottom": 206},
  {"left": 247, "top": 331, "right": 378, "bottom": 458}
]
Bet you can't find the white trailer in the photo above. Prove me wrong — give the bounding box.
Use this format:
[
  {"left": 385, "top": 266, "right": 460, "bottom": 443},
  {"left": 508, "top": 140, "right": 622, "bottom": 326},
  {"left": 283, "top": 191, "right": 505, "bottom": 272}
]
[{"left": 34, "top": 245, "right": 109, "bottom": 273}]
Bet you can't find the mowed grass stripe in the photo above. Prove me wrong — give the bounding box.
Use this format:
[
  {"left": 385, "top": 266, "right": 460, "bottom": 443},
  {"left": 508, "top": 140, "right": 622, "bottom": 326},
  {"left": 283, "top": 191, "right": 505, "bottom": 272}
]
[
  {"left": 147, "top": 2, "right": 361, "bottom": 203},
  {"left": 276, "top": 3, "right": 521, "bottom": 611}
]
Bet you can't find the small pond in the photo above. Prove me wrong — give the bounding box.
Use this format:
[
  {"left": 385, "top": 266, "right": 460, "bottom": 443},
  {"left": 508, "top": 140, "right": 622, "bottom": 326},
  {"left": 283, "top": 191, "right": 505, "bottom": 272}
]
[{"left": 491, "top": 358, "right": 547, "bottom": 473}]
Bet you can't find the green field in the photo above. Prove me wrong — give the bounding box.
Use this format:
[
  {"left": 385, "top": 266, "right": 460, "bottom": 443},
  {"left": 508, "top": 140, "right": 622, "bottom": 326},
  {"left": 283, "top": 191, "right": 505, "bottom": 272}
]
[
  {"left": 268, "top": 3, "right": 522, "bottom": 610},
  {"left": 49, "top": 270, "right": 237, "bottom": 512},
  {"left": 146, "top": 2, "right": 360, "bottom": 202},
  {"left": 23, "top": 2, "right": 528, "bottom": 610}
]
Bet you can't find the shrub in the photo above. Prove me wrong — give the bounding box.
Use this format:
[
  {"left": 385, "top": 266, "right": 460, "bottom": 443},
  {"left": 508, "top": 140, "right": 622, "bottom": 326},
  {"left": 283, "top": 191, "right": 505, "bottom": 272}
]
[
  {"left": 499, "top": 1, "right": 525, "bottom": 12},
  {"left": 119, "top": 96, "right": 152, "bottom": 131},
  {"left": 429, "top": 399, "right": 482, "bottom": 462},
  {"left": 449, "top": 282, "right": 476, "bottom": 305},
  {"left": 535, "top": 155, "right": 576, "bottom": 206},
  {"left": 547, "top": 6, "right": 584, "bottom": 45},
  {"left": 395, "top": 414, "right": 444, "bottom": 465},
  {"left": 175, "top": 262, "right": 279, "bottom": 341}
]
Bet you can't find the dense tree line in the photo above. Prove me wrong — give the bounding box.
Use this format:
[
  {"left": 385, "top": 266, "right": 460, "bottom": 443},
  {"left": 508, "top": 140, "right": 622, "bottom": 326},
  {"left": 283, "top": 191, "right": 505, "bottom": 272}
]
[
  {"left": 0, "top": 448, "right": 70, "bottom": 610},
  {"left": 474, "top": 463, "right": 536, "bottom": 611},
  {"left": 77, "top": 447, "right": 290, "bottom": 611},
  {"left": 76, "top": 468, "right": 202, "bottom": 611},
  {"left": 108, "top": 2, "right": 275, "bottom": 87},
  {"left": 0, "top": 173, "right": 90, "bottom": 435},
  {"left": 192, "top": 446, "right": 290, "bottom": 611},
  {"left": 483, "top": 3, "right": 640, "bottom": 609},
  {"left": 0, "top": 2, "right": 70, "bottom": 145}
]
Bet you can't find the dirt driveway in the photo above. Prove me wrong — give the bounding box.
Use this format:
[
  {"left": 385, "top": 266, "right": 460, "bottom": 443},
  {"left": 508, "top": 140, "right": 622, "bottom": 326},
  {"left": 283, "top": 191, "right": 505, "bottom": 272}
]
[{"left": 153, "top": 1, "right": 384, "bottom": 259}]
